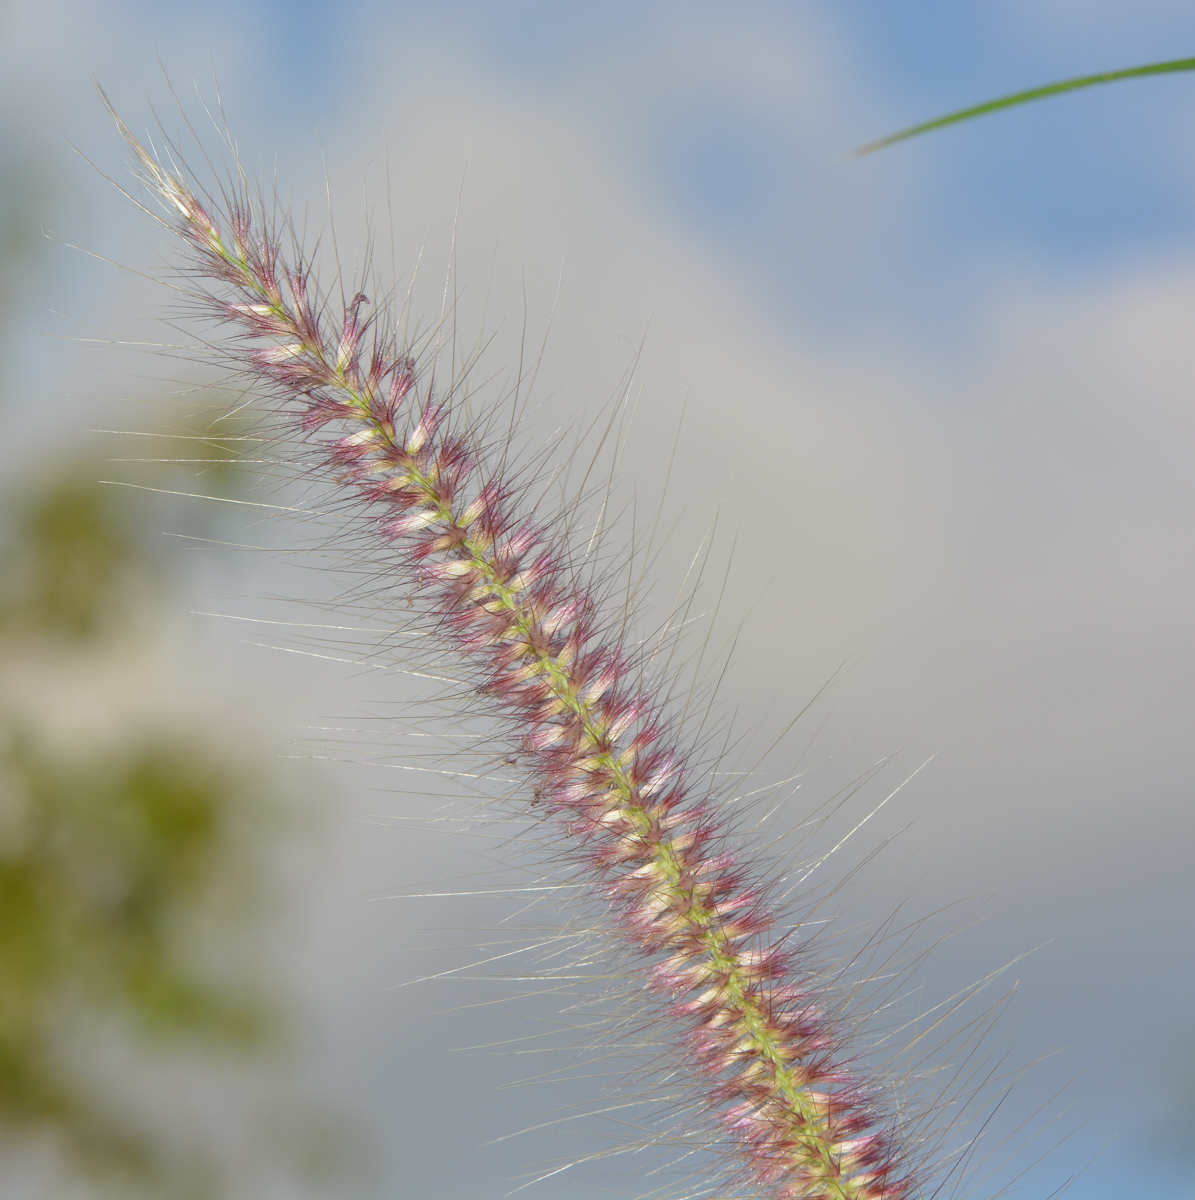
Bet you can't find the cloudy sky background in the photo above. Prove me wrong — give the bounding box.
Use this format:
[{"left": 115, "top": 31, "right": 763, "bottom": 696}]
[{"left": 3, "top": 3, "right": 1195, "bottom": 1199}]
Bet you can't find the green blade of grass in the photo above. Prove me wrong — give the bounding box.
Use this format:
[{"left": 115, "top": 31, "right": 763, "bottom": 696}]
[{"left": 854, "top": 56, "right": 1195, "bottom": 157}]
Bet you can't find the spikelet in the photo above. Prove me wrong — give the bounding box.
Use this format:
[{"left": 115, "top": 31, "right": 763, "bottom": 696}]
[{"left": 105, "top": 97, "right": 920, "bottom": 1200}]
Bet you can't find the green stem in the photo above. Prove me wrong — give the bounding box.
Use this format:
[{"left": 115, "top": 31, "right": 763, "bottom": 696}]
[{"left": 854, "top": 55, "right": 1195, "bottom": 156}]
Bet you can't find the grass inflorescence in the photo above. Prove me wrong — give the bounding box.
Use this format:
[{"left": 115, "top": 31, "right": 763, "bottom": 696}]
[{"left": 98, "top": 87, "right": 1017, "bottom": 1200}]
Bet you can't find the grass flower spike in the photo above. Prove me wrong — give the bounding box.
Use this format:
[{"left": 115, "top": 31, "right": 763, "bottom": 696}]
[{"left": 110, "top": 100, "right": 921, "bottom": 1200}]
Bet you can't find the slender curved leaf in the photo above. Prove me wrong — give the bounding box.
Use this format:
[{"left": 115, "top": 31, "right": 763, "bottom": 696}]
[{"left": 855, "top": 56, "right": 1195, "bottom": 157}]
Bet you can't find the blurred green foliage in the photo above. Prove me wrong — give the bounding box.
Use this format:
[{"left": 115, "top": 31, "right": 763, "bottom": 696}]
[
  {"left": 0, "top": 127, "right": 329, "bottom": 1187},
  {"left": 0, "top": 458, "right": 289, "bottom": 1197},
  {"left": 0, "top": 726, "right": 271, "bottom": 1185},
  {"left": 0, "top": 150, "right": 46, "bottom": 324},
  {"left": 0, "top": 473, "right": 154, "bottom": 641}
]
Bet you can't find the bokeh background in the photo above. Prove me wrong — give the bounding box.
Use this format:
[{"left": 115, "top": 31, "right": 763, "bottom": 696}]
[{"left": 1, "top": 2, "right": 1194, "bottom": 1198}]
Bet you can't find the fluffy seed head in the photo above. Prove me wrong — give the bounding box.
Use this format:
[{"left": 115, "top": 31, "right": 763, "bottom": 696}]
[{"left": 108, "top": 98, "right": 936, "bottom": 1200}]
